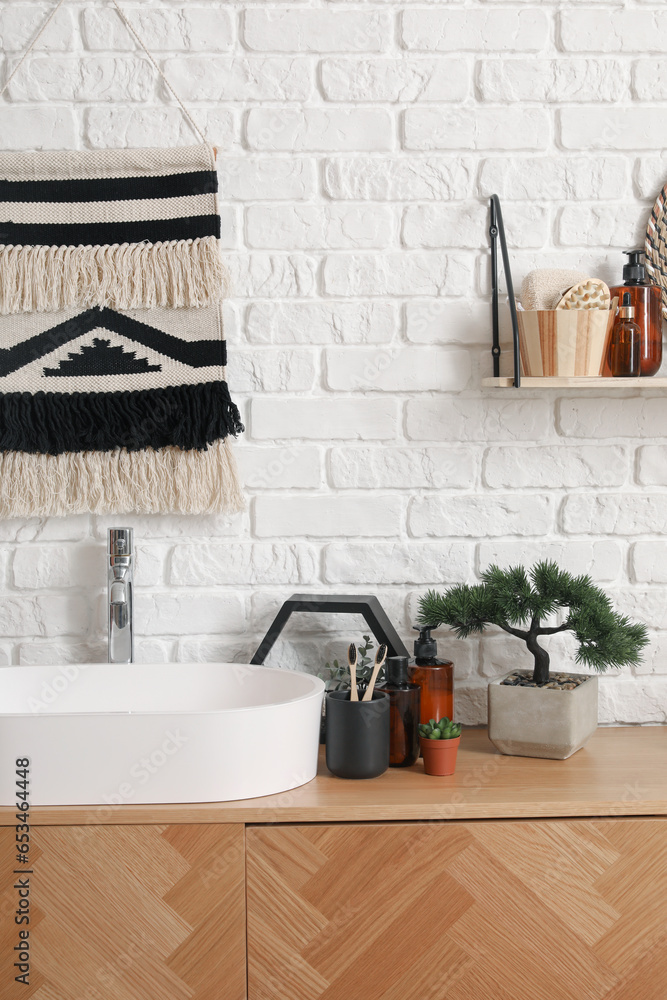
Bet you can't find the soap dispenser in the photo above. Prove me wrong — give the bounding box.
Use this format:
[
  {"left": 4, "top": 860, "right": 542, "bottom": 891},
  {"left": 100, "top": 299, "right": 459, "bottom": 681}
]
[
  {"left": 378, "top": 656, "right": 420, "bottom": 768},
  {"left": 408, "top": 626, "right": 454, "bottom": 726},
  {"left": 609, "top": 250, "right": 662, "bottom": 376}
]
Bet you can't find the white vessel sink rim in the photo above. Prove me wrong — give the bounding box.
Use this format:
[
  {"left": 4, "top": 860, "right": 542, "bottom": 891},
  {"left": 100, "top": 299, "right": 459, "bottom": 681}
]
[
  {"left": 0, "top": 662, "right": 324, "bottom": 718},
  {"left": 0, "top": 662, "right": 325, "bottom": 805}
]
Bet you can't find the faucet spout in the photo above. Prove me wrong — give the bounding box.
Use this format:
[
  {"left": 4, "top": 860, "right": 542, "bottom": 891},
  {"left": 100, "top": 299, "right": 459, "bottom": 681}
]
[{"left": 108, "top": 528, "right": 134, "bottom": 664}]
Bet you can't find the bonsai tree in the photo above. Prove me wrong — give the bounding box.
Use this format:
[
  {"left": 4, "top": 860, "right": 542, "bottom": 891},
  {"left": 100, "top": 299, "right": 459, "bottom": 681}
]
[{"left": 418, "top": 561, "right": 648, "bottom": 686}]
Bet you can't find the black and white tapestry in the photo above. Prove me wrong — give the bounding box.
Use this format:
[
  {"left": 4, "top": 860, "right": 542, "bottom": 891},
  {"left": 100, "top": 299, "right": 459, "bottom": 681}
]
[{"left": 0, "top": 142, "right": 244, "bottom": 516}]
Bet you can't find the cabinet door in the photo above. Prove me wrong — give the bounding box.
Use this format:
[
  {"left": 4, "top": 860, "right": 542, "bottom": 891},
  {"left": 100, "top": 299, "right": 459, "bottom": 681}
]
[
  {"left": 0, "top": 823, "right": 246, "bottom": 1000},
  {"left": 247, "top": 819, "right": 667, "bottom": 1000}
]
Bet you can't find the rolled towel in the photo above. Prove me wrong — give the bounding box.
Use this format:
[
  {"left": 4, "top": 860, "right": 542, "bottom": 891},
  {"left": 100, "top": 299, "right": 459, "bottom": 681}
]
[{"left": 521, "top": 268, "right": 588, "bottom": 310}]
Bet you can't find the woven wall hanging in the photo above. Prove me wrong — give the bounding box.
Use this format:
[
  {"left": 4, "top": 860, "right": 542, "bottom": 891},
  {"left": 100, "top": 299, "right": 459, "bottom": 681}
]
[
  {"left": 645, "top": 181, "right": 667, "bottom": 319},
  {"left": 0, "top": 0, "right": 244, "bottom": 518}
]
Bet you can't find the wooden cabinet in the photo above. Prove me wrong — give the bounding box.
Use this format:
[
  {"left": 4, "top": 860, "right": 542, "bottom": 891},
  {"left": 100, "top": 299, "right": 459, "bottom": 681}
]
[
  {"left": 246, "top": 819, "right": 667, "bottom": 1000},
  {"left": 0, "top": 823, "right": 246, "bottom": 1000},
  {"left": 0, "top": 818, "right": 667, "bottom": 1000},
  {"left": 1, "top": 815, "right": 666, "bottom": 999},
  {"left": 1, "top": 733, "right": 665, "bottom": 999}
]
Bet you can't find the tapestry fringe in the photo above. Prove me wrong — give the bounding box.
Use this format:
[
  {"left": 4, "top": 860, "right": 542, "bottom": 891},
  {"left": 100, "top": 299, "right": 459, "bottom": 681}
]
[
  {"left": 0, "top": 381, "right": 244, "bottom": 455},
  {"left": 0, "top": 237, "right": 228, "bottom": 314},
  {"left": 0, "top": 439, "right": 245, "bottom": 517}
]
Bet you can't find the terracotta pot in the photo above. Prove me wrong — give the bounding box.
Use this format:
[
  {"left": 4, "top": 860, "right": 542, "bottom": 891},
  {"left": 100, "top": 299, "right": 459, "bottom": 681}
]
[{"left": 419, "top": 735, "right": 460, "bottom": 776}]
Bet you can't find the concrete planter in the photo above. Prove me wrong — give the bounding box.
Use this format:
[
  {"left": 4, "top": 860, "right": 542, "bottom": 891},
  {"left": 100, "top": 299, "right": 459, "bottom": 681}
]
[{"left": 488, "top": 672, "right": 598, "bottom": 760}]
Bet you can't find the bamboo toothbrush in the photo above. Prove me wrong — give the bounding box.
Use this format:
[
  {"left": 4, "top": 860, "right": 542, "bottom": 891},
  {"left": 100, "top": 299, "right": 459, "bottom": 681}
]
[
  {"left": 363, "top": 644, "right": 388, "bottom": 702},
  {"left": 347, "top": 642, "right": 359, "bottom": 701}
]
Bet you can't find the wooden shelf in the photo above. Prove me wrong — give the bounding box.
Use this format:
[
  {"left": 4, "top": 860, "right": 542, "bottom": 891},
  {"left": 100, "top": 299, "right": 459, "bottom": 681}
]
[{"left": 482, "top": 376, "right": 667, "bottom": 388}]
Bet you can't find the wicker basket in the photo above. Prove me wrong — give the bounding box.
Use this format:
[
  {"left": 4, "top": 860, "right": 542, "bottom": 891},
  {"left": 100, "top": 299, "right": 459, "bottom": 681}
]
[{"left": 517, "top": 304, "right": 617, "bottom": 377}]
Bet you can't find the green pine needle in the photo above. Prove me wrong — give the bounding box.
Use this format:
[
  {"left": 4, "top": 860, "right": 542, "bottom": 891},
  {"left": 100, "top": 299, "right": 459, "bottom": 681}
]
[{"left": 418, "top": 560, "right": 649, "bottom": 680}]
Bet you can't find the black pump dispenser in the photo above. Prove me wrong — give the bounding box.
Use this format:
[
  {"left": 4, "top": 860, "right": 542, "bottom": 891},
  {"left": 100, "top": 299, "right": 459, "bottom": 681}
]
[
  {"left": 386, "top": 655, "right": 410, "bottom": 686},
  {"left": 622, "top": 250, "right": 648, "bottom": 286},
  {"left": 413, "top": 625, "right": 438, "bottom": 663}
]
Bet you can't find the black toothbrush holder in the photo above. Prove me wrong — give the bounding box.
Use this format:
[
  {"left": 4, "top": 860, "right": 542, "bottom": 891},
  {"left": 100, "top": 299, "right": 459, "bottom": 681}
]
[{"left": 325, "top": 690, "right": 390, "bottom": 780}]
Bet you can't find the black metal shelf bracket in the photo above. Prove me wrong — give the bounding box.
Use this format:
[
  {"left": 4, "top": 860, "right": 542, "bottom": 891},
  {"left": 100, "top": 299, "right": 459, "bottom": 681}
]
[
  {"left": 490, "top": 194, "right": 522, "bottom": 388},
  {"left": 251, "top": 594, "right": 410, "bottom": 666}
]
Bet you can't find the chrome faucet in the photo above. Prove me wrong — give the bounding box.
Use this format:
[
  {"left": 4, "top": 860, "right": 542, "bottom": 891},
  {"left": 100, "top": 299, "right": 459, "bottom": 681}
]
[{"left": 108, "top": 528, "right": 134, "bottom": 664}]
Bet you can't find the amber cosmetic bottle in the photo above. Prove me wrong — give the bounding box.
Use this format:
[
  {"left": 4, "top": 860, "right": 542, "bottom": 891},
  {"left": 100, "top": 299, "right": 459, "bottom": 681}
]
[
  {"left": 610, "top": 293, "right": 641, "bottom": 377},
  {"left": 378, "top": 656, "right": 420, "bottom": 767},
  {"left": 608, "top": 250, "right": 662, "bottom": 376},
  {"left": 407, "top": 626, "right": 454, "bottom": 726}
]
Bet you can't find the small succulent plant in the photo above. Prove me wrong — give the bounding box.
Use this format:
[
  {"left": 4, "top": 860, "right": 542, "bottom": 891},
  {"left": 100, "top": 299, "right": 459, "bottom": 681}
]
[
  {"left": 419, "top": 717, "right": 462, "bottom": 741},
  {"left": 322, "top": 635, "right": 384, "bottom": 696}
]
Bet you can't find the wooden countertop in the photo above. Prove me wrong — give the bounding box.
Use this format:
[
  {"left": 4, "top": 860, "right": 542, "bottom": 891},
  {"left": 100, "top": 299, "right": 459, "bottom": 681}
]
[{"left": 2, "top": 726, "right": 665, "bottom": 827}]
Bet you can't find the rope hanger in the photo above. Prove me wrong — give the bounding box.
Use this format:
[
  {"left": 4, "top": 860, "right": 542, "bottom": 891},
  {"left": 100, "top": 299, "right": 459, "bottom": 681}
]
[{"left": 0, "top": 0, "right": 208, "bottom": 146}]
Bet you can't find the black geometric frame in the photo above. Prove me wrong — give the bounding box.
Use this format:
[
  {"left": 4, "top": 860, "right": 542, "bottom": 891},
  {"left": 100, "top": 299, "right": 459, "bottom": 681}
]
[{"left": 251, "top": 594, "right": 410, "bottom": 665}]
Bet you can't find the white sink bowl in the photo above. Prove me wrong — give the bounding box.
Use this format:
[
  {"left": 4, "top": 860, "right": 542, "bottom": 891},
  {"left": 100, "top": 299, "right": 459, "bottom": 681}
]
[{"left": 0, "top": 663, "right": 324, "bottom": 806}]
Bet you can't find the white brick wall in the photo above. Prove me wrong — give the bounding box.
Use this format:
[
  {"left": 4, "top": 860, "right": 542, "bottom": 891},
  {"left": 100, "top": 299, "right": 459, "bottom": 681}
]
[{"left": 0, "top": 0, "right": 665, "bottom": 725}]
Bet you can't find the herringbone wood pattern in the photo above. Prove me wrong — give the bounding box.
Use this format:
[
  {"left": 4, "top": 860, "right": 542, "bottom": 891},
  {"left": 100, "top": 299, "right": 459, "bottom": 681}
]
[
  {"left": 246, "top": 819, "right": 667, "bottom": 1000},
  {"left": 0, "top": 823, "right": 246, "bottom": 1000}
]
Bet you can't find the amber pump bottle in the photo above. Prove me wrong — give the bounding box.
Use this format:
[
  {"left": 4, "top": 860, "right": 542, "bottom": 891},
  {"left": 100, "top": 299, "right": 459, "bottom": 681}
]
[
  {"left": 610, "top": 293, "right": 641, "bottom": 377},
  {"left": 378, "top": 656, "right": 420, "bottom": 768},
  {"left": 408, "top": 626, "right": 454, "bottom": 726},
  {"left": 609, "top": 250, "right": 662, "bottom": 376}
]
